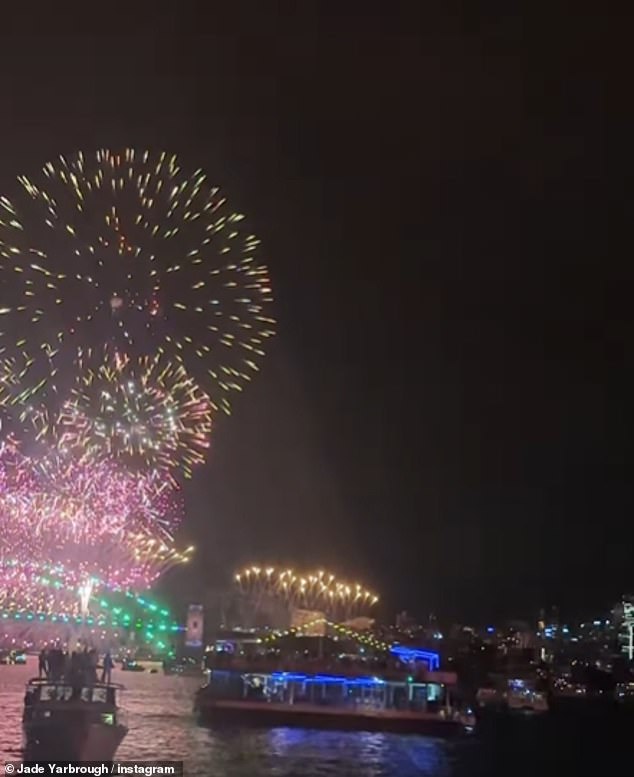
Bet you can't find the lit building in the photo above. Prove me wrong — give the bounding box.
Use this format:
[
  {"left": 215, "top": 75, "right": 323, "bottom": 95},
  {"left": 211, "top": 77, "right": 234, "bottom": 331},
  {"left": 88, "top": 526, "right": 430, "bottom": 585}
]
[{"left": 615, "top": 595, "right": 634, "bottom": 661}]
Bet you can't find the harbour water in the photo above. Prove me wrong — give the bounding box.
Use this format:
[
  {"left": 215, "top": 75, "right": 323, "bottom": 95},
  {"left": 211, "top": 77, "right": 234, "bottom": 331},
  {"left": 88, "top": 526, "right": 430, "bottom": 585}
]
[
  {"left": 0, "top": 660, "right": 464, "bottom": 775},
  {"left": 1, "top": 660, "right": 629, "bottom": 776}
]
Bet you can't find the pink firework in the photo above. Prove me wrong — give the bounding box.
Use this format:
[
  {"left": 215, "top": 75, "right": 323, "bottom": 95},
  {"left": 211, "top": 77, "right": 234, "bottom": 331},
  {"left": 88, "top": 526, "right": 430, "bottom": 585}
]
[
  {"left": 0, "top": 439, "right": 185, "bottom": 610},
  {"left": 5, "top": 450, "right": 181, "bottom": 546},
  {"left": 0, "top": 546, "right": 193, "bottom": 616}
]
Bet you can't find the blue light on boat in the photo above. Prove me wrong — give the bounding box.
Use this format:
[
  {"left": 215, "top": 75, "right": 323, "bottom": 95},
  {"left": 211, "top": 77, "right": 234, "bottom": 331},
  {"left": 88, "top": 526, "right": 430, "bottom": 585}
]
[
  {"left": 269, "top": 672, "right": 387, "bottom": 687},
  {"left": 389, "top": 646, "right": 440, "bottom": 670}
]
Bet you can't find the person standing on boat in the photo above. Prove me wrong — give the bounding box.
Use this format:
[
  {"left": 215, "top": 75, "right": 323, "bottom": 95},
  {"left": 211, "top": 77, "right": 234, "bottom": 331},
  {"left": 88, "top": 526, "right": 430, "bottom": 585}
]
[
  {"left": 81, "top": 646, "right": 90, "bottom": 679},
  {"left": 88, "top": 648, "right": 99, "bottom": 683},
  {"left": 69, "top": 650, "right": 81, "bottom": 682},
  {"left": 38, "top": 648, "right": 48, "bottom": 678},
  {"left": 68, "top": 651, "right": 83, "bottom": 700},
  {"left": 48, "top": 648, "right": 63, "bottom": 681},
  {"left": 63, "top": 650, "right": 71, "bottom": 680},
  {"left": 101, "top": 651, "right": 114, "bottom": 684}
]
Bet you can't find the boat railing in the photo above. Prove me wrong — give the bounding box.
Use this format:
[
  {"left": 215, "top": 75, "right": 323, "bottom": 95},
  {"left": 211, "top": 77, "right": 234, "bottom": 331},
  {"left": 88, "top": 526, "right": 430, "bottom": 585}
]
[
  {"left": 26, "top": 677, "right": 125, "bottom": 690},
  {"left": 205, "top": 657, "right": 430, "bottom": 682}
]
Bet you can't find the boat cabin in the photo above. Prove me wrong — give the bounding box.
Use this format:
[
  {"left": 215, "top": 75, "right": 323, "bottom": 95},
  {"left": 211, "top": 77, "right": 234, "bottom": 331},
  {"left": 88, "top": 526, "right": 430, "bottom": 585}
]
[{"left": 23, "top": 679, "right": 124, "bottom": 726}]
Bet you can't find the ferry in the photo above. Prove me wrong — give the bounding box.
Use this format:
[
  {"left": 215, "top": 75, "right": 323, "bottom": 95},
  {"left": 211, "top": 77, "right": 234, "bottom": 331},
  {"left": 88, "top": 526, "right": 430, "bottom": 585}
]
[
  {"left": 194, "top": 669, "right": 475, "bottom": 737},
  {"left": 196, "top": 620, "right": 476, "bottom": 736},
  {"left": 23, "top": 678, "right": 127, "bottom": 761}
]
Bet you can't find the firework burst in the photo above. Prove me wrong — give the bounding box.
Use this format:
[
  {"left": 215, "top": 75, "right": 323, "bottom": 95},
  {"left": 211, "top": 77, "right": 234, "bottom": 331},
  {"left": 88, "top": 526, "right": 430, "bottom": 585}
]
[
  {"left": 0, "top": 148, "right": 275, "bottom": 415},
  {"left": 56, "top": 348, "right": 212, "bottom": 479},
  {"left": 234, "top": 565, "right": 379, "bottom": 619}
]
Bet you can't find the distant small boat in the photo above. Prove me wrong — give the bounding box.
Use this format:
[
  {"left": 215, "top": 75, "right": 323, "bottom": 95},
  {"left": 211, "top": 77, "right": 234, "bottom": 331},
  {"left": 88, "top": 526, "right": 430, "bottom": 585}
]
[
  {"left": 477, "top": 679, "right": 549, "bottom": 715},
  {"left": 506, "top": 689, "right": 549, "bottom": 713},
  {"left": 616, "top": 682, "right": 634, "bottom": 702},
  {"left": 163, "top": 657, "right": 203, "bottom": 677},
  {"left": 0, "top": 649, "right": 27, "bottom": 665},
  {"left": 23, "top": 678, "right": 127, "bottom": 761},
  {"left": 120, "top": 659, "right": 145, "bottom": 672}
]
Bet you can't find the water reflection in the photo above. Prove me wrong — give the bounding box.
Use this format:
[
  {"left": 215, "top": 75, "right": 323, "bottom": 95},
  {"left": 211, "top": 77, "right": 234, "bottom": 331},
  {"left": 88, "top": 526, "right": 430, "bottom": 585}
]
[{"left": 267, "top": 728, "right": 451, "bottom": 776}]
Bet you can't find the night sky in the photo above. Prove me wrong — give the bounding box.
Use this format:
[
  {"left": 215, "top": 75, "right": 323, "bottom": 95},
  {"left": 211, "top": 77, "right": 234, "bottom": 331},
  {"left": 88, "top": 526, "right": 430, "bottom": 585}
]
[{"left": 0, "top": 6, "right": 628, "bottom": 622}]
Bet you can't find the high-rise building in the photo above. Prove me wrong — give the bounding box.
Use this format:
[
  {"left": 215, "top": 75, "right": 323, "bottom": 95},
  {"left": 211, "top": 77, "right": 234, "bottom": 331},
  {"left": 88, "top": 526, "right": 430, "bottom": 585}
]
[{"left": 615, "top": 595, "right": 634, "bottom": 660}]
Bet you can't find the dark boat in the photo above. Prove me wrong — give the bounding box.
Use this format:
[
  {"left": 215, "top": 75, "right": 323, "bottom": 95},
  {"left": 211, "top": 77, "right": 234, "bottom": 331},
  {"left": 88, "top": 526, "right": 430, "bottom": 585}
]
[{"left": 23, "top": 678, "right": 127, "bottom": 761}]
